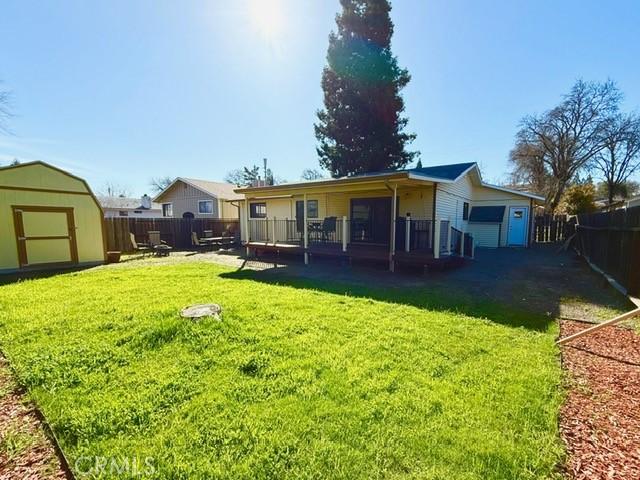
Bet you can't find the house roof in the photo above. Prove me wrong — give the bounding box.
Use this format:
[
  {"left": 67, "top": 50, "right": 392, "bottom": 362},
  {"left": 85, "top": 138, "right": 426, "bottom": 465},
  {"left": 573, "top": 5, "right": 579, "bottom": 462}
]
[
  {"left": 154, "top": 177, "right": 243, "bottom": 202},
  {"left": 97, "top": 196, "right": 160, "bottom": 210},
  {"left": 469, "top": 206, "right": 506, "bottom": 223},
  {"left": 409, "top": 162, "right": 477, "bottom": 181},
  {"left": 234, "top": 161, "right": 544, "bottom": 201}
]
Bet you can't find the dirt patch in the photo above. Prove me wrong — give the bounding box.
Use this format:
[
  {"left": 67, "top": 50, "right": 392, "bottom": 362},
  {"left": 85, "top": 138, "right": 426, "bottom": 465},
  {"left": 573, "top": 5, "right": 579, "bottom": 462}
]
[
  {"left": 0, "top": 357, "right": 67, "bottom": 480},
  {"left": 560, "top": 320, "right": 640, "bottom": 480}
]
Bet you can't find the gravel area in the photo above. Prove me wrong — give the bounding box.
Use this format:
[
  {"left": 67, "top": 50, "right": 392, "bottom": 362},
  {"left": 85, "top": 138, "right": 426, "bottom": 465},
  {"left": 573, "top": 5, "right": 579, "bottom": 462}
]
[{"left": 560, "top": 320, "right": 640, "bottom": 480}]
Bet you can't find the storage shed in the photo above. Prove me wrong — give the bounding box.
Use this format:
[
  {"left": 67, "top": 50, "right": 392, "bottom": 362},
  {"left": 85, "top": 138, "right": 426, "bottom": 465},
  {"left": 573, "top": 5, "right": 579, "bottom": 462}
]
[{"left": 0, "top": 161, "right": 106, "bottom": 273}]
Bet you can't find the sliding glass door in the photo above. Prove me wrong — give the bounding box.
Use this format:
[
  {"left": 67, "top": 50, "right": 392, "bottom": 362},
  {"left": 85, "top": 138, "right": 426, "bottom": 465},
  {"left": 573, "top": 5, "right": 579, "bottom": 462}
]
[{"left": 350, "top": 198, "right": 391, "bottom": 245}]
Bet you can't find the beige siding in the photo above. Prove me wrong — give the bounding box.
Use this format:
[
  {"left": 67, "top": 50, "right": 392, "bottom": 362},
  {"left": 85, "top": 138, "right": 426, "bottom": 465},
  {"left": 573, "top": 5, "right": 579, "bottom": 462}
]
[
  {"left": 398, "top": 186, "right": 434, "bottom": 219},
  {"left": 157, "top": 181, "right": 239, "bottom": 219}
]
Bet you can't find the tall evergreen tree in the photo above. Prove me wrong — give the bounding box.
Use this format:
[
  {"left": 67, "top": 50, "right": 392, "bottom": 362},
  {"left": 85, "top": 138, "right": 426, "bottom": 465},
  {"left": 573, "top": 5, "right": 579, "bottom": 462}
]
[{"left": 314, "top": 0, "right": 417, "bottom": 177}]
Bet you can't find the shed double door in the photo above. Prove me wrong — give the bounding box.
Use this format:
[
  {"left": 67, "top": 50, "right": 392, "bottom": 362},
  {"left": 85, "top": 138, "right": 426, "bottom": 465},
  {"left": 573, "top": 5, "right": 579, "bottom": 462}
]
[{"left": 13, "top": 206, "right": 78, "bottom": 268}]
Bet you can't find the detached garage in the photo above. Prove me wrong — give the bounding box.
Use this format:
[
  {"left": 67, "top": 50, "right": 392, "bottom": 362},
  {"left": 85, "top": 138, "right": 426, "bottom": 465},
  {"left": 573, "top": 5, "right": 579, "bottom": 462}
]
[{"left": 0, "top": 161, "right": 106, "bottom": 273}]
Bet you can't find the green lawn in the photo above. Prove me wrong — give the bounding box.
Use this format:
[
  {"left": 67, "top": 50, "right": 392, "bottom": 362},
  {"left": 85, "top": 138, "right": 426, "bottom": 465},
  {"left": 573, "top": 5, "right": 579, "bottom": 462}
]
[{"left": 0, "top": 263, "right": 563, "bottom": 479}]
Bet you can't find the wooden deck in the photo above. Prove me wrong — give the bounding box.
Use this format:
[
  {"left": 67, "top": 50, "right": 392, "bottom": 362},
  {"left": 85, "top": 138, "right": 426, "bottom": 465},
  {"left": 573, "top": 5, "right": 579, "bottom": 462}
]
[{"left": 246, "top": 241, "right": 465, "bottom": 270}]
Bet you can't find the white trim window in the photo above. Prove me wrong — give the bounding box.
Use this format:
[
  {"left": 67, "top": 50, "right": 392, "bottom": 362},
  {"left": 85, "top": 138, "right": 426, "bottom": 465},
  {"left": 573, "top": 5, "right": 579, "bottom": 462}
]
[
  {"left": 162, "top": 203, "right": 173, "bottom": 217},
  {"left": 198, "top": 200, "right": 214, "bottom": 215}
]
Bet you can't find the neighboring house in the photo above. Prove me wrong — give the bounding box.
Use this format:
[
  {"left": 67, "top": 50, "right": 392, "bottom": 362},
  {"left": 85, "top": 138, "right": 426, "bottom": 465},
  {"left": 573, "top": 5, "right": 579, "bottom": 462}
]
[
  {"left": 234, "top": 162, "right": 543, "bottom": 271},
  {"left": 627, "top": 196, "right": 640, "bottom": 209},
  {"left": 98, "top": 194, "right": 162, "bottom": 218},
  {"left": 153, "top": 178, "right": 241, "bottom": 219}
]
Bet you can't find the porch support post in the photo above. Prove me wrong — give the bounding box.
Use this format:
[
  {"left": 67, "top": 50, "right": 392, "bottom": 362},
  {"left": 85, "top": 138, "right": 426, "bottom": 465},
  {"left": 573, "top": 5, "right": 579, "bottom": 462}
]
[
  {"left": 303, "top": 193, "right": 309, "bottom": 264},
  {"left": 244, "top": 199, "right": 251, "bottom": 257},
  {"left": 433, "top": 218, "right": 441, "bottom": 259},
  {"left": 471, "top": 237, "right": 475, "bottom": 258},
  {"left": 272, "top": 216, "right": 277, "bottom": 245},
  {"left": 405, "top": 214, "right": 411, "bottom": 252},
  {"left": 342, "top": 216, "right": 348, "bottom": 252},
  {"left": 446, "top": 223, "right": 452, "bottom": 254},
  {"left": 389, "top": 183, "right": 397, "bottom": 272},
  {"left": 459, "top": 225, "right": 465, "bottom": 255}
]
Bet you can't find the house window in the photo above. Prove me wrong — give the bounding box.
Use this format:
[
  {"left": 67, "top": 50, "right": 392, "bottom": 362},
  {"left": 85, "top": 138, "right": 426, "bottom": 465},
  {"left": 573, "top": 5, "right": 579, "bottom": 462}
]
[
  {"left": 307, "top": 200, "right": 319, "bottom": 218},
  {"left": 162, "top": 203, "right": 173, "bottom": 217},
  {"left": 118, "top": 211, "right": 129, "bottom": 217},
  {"left": 198, "top": 200, "right": 214, "bottom": 214},
  {"left": 134, "top": 210, "right": 142, "bottom": 214},
  {"left": 250, "top": 202, "right": 267, "bottom": 218},
  {"left": 463, "top": 202, "right": 469, "bottom": 221}
]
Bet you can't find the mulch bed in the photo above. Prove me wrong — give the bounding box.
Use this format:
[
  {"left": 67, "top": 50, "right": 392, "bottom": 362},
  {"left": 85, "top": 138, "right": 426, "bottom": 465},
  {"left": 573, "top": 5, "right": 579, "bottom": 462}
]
[
  {"left": 560, "top": 319, "right": 640, "bottom": 479},
  {"left": 0, "top": 357, "right": 67, "bottom": 480}
]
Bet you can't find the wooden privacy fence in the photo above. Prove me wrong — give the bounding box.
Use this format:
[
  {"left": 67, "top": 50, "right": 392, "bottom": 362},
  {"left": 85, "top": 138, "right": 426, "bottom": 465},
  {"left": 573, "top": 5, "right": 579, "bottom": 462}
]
[
  {"left": 575, "top": 206, "right": 640, "bottom": 297},
  {"left": 105, "top": 218, "right": 241, "bottom": 252},
  {"left": 533, "top": 214, "right": 575, "bottom": 243}
]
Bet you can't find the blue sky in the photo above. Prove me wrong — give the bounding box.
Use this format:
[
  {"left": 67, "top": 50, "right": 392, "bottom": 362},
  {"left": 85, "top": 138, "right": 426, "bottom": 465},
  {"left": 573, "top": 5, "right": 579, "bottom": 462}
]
[{"left": 1, "top": 0, "right": 639, "bottom": 196}]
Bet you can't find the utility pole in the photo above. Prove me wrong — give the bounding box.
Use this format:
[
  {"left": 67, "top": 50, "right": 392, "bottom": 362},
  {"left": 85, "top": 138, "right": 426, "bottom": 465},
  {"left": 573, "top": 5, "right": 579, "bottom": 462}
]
[{"left": 263, "top": 158, "right": 269, "bottom": 186}]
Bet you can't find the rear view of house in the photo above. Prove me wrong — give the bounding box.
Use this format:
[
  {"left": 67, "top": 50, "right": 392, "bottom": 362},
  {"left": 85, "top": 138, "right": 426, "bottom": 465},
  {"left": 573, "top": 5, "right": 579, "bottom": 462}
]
[
  {"left": 0, "top": 161, "right": 106, "bottom": 273},
  {"left": 234, "top": 162, "right": 543, "bottom": 271},
  {"left": 153, "top": 178, "right": 241, "bottom": 219}
]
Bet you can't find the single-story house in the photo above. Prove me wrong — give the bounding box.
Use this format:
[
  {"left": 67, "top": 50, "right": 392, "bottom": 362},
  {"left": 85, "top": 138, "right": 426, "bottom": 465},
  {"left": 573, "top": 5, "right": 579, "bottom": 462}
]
[
  {"left": 233, "top": 162, "right": 543, "bottom": 270},
  {"left": 98, "top": 194, "right": 162, "bottom": 218},
  {"left": 153, "top": 178, "right": 241, "bottom": 219},
  {"left": 0, "top": 161, "right": 106, "bottom": 273}
]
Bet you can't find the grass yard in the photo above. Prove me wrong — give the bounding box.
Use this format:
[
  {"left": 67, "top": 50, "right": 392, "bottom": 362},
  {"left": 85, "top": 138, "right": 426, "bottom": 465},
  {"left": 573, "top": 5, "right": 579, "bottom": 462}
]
[{"left": 0, "top": 262, "right": 564, "bottom": 479}]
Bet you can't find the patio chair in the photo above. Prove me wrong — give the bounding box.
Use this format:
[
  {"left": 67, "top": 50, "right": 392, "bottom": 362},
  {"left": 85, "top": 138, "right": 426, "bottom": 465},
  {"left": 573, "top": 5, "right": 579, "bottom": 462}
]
[
  {"left": 129, "top": 232, "right": 152, "bottom": 257},
  {"left": 191, "top": 232, "right": 209, "bottom": 251},
  {"left": 148, "top": 231, "right": 173, "bottom": 256}
]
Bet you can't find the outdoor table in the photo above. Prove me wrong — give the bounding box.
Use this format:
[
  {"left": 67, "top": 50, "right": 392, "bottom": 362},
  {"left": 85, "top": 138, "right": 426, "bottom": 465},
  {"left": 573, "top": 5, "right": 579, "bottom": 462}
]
[{"left": 200, "top": 236, "right": 236, "bottom": 249}]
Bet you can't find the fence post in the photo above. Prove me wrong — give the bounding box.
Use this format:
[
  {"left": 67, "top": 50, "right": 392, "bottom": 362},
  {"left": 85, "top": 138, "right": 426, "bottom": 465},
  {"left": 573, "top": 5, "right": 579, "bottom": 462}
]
[
  {"left": 433, "top": 219, "right": 441, "bottom": 259},
  {"left": 405, "top": 214, "right": 411, "bottom": 252},
  {"left": 303, "top": 194, "right": 309, "bottom": 264},
  {"left": 342, "top": 216, "right": 348, "bottom": 252}
]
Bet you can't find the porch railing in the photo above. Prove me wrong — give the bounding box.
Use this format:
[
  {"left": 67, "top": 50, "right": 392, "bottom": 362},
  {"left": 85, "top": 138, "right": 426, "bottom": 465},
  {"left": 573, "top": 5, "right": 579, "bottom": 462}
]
[
  {"left": 450, "top": 227, "right": 463, "bottom": 255},
  {"left": 395, "top": 217, "right": 432, "bottom": 251},
  {"left": 247, "top": 216, "right": 474, "bottom": 259},
  {"left": 247, "top": 219, "right": 303, "bottom": 246}
]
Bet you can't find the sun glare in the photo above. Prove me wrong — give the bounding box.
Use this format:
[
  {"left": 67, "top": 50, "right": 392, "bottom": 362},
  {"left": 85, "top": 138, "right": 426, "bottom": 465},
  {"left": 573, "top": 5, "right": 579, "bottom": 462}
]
[{"left": 248, "top": 0, "right": 285, "bottom": 40}]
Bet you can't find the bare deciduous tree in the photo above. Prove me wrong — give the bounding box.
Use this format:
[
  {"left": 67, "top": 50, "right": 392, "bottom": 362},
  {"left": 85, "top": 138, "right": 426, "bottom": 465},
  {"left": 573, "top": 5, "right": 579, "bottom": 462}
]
[
  {"left": 508, "top": 141, "right": 551, "bottom": 196},
  {"left": 0, "top": 84, "right": 12, "bottom": 134},
  {"left": 513, "top": 80, "right": 621, "bottom": 211},
  {"left": 301, "top": 168, "right": 325, "bottom": 181},
  {"left": 149, "top": 176, "right": 174, "bottom": 193},
  {"left": 98, "top": 182, "right": 131, "bottom": 198},
  {"left": 593, "top": 113, "right": 640, "bottom": 205},
  {"left": 224, "top": 169, "right": 245, "bottom": 186}
]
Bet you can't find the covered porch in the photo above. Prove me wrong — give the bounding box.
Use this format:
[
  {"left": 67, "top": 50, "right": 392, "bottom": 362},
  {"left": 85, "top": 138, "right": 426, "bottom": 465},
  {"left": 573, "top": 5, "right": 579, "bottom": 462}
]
[{"left": 238, "top": 176, "right": 474, "bottom": 271}]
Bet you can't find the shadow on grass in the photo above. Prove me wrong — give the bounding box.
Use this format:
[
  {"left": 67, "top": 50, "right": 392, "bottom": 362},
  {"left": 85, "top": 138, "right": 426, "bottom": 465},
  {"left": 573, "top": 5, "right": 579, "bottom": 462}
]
[
  {"left": 220, "top": 265, "right": 556, "bottom": 333},
  {"left": 0, "top": 265, "right": 96, "bottom": 287}
]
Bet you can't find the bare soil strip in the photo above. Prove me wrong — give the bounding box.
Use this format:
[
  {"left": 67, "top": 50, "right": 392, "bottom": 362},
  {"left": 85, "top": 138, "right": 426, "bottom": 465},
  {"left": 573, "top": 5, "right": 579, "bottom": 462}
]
[
  {"left": 0, "top": 357, "right": 67, "bottom": 480},
  {"left": 560, "top": 320, "right": 640, "bottom": 479}
]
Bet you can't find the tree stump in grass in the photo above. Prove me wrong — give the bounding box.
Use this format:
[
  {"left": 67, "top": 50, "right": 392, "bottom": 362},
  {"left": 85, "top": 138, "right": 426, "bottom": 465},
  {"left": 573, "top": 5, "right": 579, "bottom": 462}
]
[{"left": 180, "top": 304, "right": 222, "bottom": 321}]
